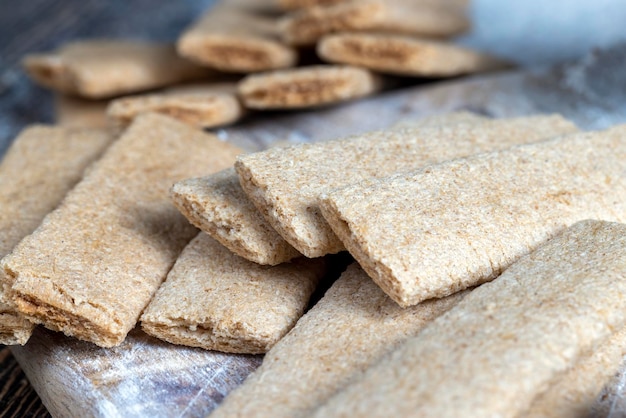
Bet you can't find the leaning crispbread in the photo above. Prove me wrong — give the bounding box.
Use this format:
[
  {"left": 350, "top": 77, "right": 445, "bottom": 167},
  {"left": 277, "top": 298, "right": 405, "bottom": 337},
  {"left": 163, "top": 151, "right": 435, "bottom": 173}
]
[
  {"left": 210, "top": 263, "right": 465, "bottom": 418},
  {"left": 235, "top": 115, "right": 578, "bottom": 258},
  {"left": 320, "top": 125, "right": 626, "bottom": 306},
  {"left": 311, "top": 220, "right": 626, "bottom": 418},
  {"left": 171, "top": 168, "right": 302, "bottom": 265},
  {"left": 4, "top": 114, "right": 242, "bottom": 347},
  {"left": 0, "top": 126, "right": 113, "bottom": 345},
  {"left": 141, "top": 233, "right": 325, "bottom": 354}
]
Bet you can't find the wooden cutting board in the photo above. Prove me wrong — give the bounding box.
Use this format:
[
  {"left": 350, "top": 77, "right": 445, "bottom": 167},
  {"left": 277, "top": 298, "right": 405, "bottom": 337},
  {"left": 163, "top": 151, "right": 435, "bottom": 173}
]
[{"left": 10, "top": 45, "right": 626, "bottom": 417}]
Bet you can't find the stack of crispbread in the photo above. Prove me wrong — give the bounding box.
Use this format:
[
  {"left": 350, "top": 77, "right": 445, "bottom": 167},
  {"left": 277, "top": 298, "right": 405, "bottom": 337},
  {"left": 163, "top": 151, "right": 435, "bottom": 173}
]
[
  {"left": 2, "top": 108, "right": 626, "bottom": 417},
  {"left": 8, "top": 2, "right": 626, "bottom": 413},
  {"left": 22, "top": 0, "right": 506, "bottom": 132}
]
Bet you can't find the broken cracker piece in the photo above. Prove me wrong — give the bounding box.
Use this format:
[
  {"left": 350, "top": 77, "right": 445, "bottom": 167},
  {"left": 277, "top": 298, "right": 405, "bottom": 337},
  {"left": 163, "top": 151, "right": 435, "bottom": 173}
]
[
  {"left": 141, "top": 233, "right": 325, "bottom": 354},
  {"left": 211, "top": 263, "right": 465, "bottom": 418},
  {"left": 171, "top": 168, "right": 301, "bottom": 265},
  {"left": 0, "top": 126, "right": 113, "bottom": 345},
  {"left": 235, "top": 114, "right": 578, "bottom": 258},
  {"left": 23, "top": 40, "right": 210, "bottom": 99},
  {"left": 4, "top": 114, "right": 242, "bottom": 347},
  {"left": 320, "top": 125, "right": 626, "bottom": 306},
  {"left": 318, "top": 33, "right": 508, "bottom": 77},
  {"left": 312, "top": 220, "right": 626, "bottom": 418}
]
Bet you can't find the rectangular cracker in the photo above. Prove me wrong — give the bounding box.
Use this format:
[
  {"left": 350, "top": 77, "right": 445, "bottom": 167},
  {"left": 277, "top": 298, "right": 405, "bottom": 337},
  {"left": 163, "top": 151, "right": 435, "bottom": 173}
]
[
  {"left": 237, "top": 65, "right": 383, "bottom": 110},
  {"left": 177, "top": 4, "right": 297, "bottom": 73},
  {"left": 318, "top": 33, "right": 508, "bottom": 77},
  {"left": 107, "top": 82, "right": 244, "bottom": 131},
  {"left": 55, "top": 95, "right": 109, "bottom": 129},
  {"left": 0, "top": 126, "right": 113, "bottom": 345},
  {"left": 320, "top": 125, "right": 626, "bottom": 306},
  {"left": 171, "top": 168, "right": 301, "bottom": 265},
  {"left": 23, "top": 40, "right": 211, "bottom": 99},
  {"left": 525, "top": 326, "right": 626, "bottom": 418},
  {"left": 171, "top": 112, "right": 486, "bottom": 266},
  {"left": 3, "top": 114, "right": 242, "bottom": 347},
  {"left": 235, "top": 114, "right": 578, "bottom": 258},
  {"left": 279, "top": 0, "right": 470, "bottom": 46},
  {"left": 141, "top": 233, "right": 325, "bottom": 354},
  {"left": 211, "top": 263, "right": 466, "bottom": 418},
  {"left": 311, "top": 220, "right": 626, "bottom": 418}
]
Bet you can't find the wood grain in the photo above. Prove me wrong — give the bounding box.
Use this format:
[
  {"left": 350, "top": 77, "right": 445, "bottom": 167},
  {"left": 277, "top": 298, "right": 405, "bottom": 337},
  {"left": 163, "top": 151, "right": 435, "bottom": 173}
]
[{"left": 0, "top": 348, "right": 49, "bottom": 418}]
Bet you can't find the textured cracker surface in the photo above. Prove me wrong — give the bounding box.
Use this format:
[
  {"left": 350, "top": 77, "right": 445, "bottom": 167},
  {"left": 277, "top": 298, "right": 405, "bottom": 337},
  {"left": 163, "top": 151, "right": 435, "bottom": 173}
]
[
  {"left": 320, "top": 125, "right": 626, "bottom": 306},
  {"left": 171, "top": 168, "right": 301, "bottom": 265},
  {"left": 211, "top": 263, "right": 465, "bottom": 418},
  {"left": 312, "top": 220, "right": 626, "bottom": 418},
  {"left": 107, "top": 82, "right": 243, "bottom": 131},
  {"left": 280, "top": 0, "right": 470, "bottom": 46},
  {"left": 236, "top": 115, "right": 578, "bottom": 257},
  {"left": 0, "top": 126, "right": 113, "bottom": 345},
  {"left": 141, "top": 233, "right": 324, "bottom": 354},
  {"left": 526, "top": 326, "right": 626, "bottom": 418},
  {"left": 318, "top": 33, "right": 507, "bottom": 77},
  {"left": 237, "top": 65, "right": 382, "bottom": 110},
  {"left": 177, "top": 4, "right": 297, "bottom": 73},
  {"left": 3, "top": 114, "right": 242, "bottom": 347},
  {"left": 23, "top": 40, "right": 209, "bottom": 99}
]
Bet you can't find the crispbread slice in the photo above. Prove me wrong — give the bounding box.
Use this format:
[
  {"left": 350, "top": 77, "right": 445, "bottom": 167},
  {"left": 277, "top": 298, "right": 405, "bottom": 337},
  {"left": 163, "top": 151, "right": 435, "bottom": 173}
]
[
  {"left": 23, "top": 40, "right": 210, "bottom": 99},
  {"left": 312, "top": 220, "right": 626, "bottom": 418},
  {"left": 320, "top": 125, "right": 626, "bottom": 306},
  {"left": 210, "top": 263, "right": 465, "bottom": 418},
  {"left": 280, "top": 0, "right": 470, "bottom": 46},
  {"left": 318, "top": 33, "right": 508, "bottom": 77},
  {"left": 141, "top": 233, "right": 325, "bottom": 354},
  {"left": 177, "top": 4, "right": 297, "bottom": 73},
  {"left": 107, "top": 82, "right": 244, "bottom": 131},
  {"left": 235, "top": 115, "right": 578, "bottom": 258},
  {"left": 171, "top": 168, "right": 301, "bottom": 265},
  {"left": 4, "top": 114, "right": 242, "bottom": 347},
  {"left": 526, "top": 326, "right": 626, "bottom": 418},
  {"left": 237, "top": 65, "right": 382, "bottom": 110},
  {"left": 0, "top": 126, "right": 113, "bottom": 345}
]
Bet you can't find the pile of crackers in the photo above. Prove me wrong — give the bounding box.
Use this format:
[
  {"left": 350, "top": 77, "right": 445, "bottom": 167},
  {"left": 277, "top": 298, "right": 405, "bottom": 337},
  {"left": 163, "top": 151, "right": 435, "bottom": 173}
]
[
  {"left": 2, "top": 1, "right": 626, "bottom": 417},
  {"left": 24, "top": 0, "right": 506, "bottom": 132}
]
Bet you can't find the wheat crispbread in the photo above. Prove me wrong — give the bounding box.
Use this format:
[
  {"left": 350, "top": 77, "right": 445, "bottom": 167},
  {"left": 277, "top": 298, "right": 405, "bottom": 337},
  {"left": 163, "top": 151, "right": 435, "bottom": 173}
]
[
  {"left": 318, "top": 33, "right": 508, "bottom": 77},
  {"left": 237, "top": 65, "right": 382, "bottom": 110},
  {"left": 107, "top": 82, "right": 244, "bottom": 131},
  {"left": 320, "top": 125, "right": 626, "bottom": 306},
  {"left": 235, "top": 114, "right": 578, "bottom": 258},
  {"left": 171, "top": 112, "right": 487, "bottom": 266},
  {"left": 141, "top": 233, "right": 325, "bottom": 354},
  {"left": 280, "top": 0, "right": 470, "bottom": 46},
  {"left": 177, "top": 4, "right": 297, "bottom": 73},
  {"left": 23, "top": 40, "right": 210, "bottom": 99},
  {"left": 311, "top": 220, "right": 626, "bottom": 418},
  {"left": 525, "top": 326, "right": 626, "bottom": 418},
  {"left": 0, "top": 126, "right": 113, "bottom": 345},
  {"left": 171, "top": 168, "right": 301, "bottom": 265},
  {"left": 3, "top": 114, "right": 242, "bottom": 347},
  {"left": 210, "top": 263, "right": 465, "bottom": 418}
]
